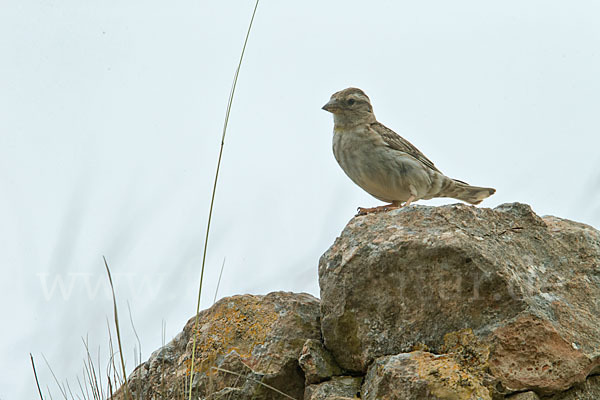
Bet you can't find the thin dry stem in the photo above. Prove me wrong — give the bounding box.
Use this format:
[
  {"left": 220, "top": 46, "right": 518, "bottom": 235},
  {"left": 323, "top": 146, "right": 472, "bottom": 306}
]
[
  {"left": 30, "top": 353, "right": 45, "bottom": 400},
  {"left": 187, "top": 1, "right": 260, "bottom": 399},
  {"left": 42, "top": 354, "right": 68, "bottom": 399},
  {"left": 213, "top": 257, "right": 226, "bottom": 305},
  {"left": 211, "top": 367, "right": 298, "bottom": 400},
  {"left": 103, "top": 256, "right": 131, "bottom": 400}
]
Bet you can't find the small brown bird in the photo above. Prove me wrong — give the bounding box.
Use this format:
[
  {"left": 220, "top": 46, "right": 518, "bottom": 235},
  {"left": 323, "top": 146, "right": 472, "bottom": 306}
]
[{"left": 322, "top": 87, "right": 495, "bottom": 215}]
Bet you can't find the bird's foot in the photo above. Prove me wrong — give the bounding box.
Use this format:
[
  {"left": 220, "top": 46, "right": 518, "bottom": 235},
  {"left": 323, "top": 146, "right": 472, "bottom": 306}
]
[
  {"left": 356, "top": 197, "right": 416, "bottom": 216},
  {"left": 356, "top": 203, "right": 400, "bottom": 216}
]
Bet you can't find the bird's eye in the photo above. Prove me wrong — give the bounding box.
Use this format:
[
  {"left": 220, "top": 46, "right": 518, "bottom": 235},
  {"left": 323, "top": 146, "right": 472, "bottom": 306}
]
[{"left": 347, "top": 99, "right": 355, "bottom": 105}]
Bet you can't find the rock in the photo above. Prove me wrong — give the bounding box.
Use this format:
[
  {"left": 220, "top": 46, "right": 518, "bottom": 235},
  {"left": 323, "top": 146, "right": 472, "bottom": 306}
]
[
  {"left": 548, "top": 374, "right": 600, "bottom": 399},
  {"left": 508, "top": 375, "right": 600, "bottom": 400},
  {"left": 361, "top": 351, "right": 492, "bottom": 399},
  {"left": 299, "top": 339, "right": 344, "bottom": 384},
  {"left": 304, "top": 376, "right": 362, "bottom": 400},
  {"left": 441, "top": 329, "right": 503, "bottom": 396},
  {"left": 319, "top": 203, "right": 600, "bottom": 394},
  {"left": 489, "top": 315, "right": 592, "bottom": 394},
  {"left": 506, "top": 392, "right": 540, "bottom": 400},
  {"left": 114, "top": 202, "right": 600, "bottom": 399},
  {"left": 205, "top": 387, "right": 251, "bottom": 400},
  {"left": 115, "top": 292, "right": 321, "bottom": 400}
]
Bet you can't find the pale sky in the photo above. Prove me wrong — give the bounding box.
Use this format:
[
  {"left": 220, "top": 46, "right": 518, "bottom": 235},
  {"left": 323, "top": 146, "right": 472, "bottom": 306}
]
[{"left": 2, "top": 1, "right": 600, "bottom": 398}]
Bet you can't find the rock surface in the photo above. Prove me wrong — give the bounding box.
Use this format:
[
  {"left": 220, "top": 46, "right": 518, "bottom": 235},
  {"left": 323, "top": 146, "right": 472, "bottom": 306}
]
[
  {"left": 508, "top": 375, "right": 600, "bottom": 399},
  {"left": 116, "top": 292, "right": 320, "bottom": 399},
  {"left": 299, "top": 339, "right": 344, "bottom": 384},
  {"left": 362, "top": 351, "right": 492, "bottom": 400},
  {"left": 304, "top": 376, "right": 362, "bottom": 400},
  {"left": 115, "top": 202, "right": 600, "bottom": 399},
  {"left": 548, "top": 374, "right": 600, "bottom": 399},
  {"left": 319, "top": 203, "right": 600, "bottom": 393}
]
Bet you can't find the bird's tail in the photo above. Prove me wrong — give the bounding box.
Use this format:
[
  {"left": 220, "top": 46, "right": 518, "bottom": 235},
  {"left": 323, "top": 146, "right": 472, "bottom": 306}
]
[{"left": 442, "top": 179, "right": 496, "bottom": 205}]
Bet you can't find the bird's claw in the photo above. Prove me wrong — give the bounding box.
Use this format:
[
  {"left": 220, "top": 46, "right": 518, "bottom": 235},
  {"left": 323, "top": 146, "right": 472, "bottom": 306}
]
[{"left": 356, "top": 204, "right": 399, "bottom": 216}]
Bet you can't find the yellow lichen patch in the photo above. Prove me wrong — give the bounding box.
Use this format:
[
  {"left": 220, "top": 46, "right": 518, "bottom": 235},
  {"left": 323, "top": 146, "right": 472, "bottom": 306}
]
[
  {"left": 411, "top": 342, "right": 430, "bottom": 352},
  {"left": 413, "top": 351, "right": 492, "bottom": 400},
  {"left": 187, "top": 295, "right": 279, "bottom": 375},
  {"left": 443, "top": 329, "right": 490, "bottom": 371}
]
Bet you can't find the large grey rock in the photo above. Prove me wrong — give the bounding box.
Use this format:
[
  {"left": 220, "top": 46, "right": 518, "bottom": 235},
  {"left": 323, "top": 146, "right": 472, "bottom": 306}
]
[
  {"left": 319, "top": 203, "right": 600, "bottom": 395},
  {"left": 115, "top": 292, "right": 321, "bottom": 400}
]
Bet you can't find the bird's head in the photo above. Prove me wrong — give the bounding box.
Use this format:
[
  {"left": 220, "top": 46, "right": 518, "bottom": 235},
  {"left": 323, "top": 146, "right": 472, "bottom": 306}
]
[{"left": 322, "top": 87, "right": 376, "bottom": 127}]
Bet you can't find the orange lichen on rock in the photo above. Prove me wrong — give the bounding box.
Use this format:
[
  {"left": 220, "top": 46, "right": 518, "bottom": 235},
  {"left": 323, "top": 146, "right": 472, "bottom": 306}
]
[
  {"left": 187, "top": 294, "right": 279, "bottom": 375},
  {"left": 363, "top": 351, "right": 492, "bottom": 400},
  {"left": 413, "top": 352, "right": 492, "bottom": 400}
]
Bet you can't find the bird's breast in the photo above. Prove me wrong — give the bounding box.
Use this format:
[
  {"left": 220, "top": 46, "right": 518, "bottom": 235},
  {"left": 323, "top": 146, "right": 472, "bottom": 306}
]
[{"left": 332, "top": 127, "right": 432, "bottom": 202}]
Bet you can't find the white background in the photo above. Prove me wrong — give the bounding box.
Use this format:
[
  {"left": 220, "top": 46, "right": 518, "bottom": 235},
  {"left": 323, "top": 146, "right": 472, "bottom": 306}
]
[{"left": 2, "top": 1, "right": 600, "bottom": 398}]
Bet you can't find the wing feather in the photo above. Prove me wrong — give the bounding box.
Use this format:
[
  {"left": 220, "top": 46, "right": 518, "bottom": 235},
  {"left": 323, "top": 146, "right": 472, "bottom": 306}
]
[{"left": 369, "top": 122, "right": 441, "bottom": 173}]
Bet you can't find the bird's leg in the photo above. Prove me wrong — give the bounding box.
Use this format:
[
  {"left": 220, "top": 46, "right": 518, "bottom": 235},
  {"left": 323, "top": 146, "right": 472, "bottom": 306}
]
[
  {"left": 403, "top": 195, "right": 416, "bottom": 207},
  {"left": 356, "top": 201, "right": 401, "bottom": 216}
]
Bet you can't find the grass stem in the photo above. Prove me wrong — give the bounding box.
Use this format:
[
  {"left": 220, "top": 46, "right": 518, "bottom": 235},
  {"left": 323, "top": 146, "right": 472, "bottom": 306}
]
[
  {"left": 103, "top": 256, "right": 131, "bottom": 400},
  {"left": 187, "top": 2, "right": 260, "bottom": 399},
  {"left": 30, "top": 353, "right": 45, "bottom": 400}
]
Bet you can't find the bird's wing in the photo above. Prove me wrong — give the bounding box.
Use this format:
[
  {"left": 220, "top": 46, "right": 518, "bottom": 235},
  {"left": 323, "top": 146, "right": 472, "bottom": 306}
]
[{"left": 369, "top": 122, "right": 441, "bottom": 173}]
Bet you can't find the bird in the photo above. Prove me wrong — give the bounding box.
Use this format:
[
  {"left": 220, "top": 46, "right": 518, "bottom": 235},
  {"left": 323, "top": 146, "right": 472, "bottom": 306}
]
[{"left": 322, "top": 87, "right": 495, "bottom": 215}]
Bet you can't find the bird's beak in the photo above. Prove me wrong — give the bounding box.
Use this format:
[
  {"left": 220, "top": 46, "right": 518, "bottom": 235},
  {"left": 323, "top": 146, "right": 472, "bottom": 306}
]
[{"left": 322, "top": 98, "right": 339, "bottom": 113}]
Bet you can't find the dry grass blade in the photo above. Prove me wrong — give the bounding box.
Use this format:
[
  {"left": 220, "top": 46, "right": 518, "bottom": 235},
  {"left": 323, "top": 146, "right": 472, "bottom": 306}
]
[
  {"left": 127, "top": 301, "right": 143, "bottom": 398},
  {"left": 42, "top": 354, "right": 68, "bottom": 399},
  {"left": 46, "top": 385, "right": 54, "bottom": 400},
  {"left": 103, "top": 256, "right": 132, "bottom": 400},
  {"left": 81, "top": 336, "right": 106, "bottom": 400},
  {"left": 76, "top": 376, "right": 88, "bottom": 400},
  {"left": 45, "top": 385, "right": 54, "bottom": 400},
  {"left": 106, "top": 318, "right": 121, "bottom": 399},
  {"left": 213, "top": 257, "right": 226, "bottom": 304},
  {"left": 65, "top": 380, "right": 76, "bottom": 400},
  {"left": 187, "top": 1, "right": 260, "bottom": 399},
  {"left": 97, "top": 346, "right": 105, "bottom": 400},
  {"left": 127, "top": 301, "right": 142, "bottom": 366},
  {"left": 211, "top": 367, "right": 298, "bottom": 400},
  {"left": 30, "top": 353, "right": 45, "bottom": 400}
]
